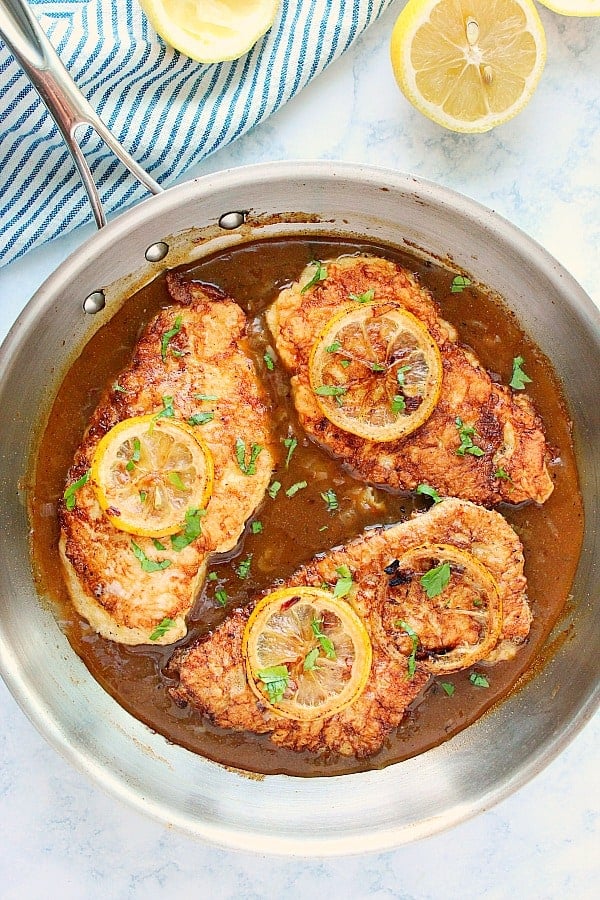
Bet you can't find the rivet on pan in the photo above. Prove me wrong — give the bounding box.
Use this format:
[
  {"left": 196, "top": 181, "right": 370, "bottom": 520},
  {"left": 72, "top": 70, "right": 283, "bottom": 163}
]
[
  {"left": 83, "top": 290, "right": 106, "bottom": 314},
  {"left": 145, "top": 241, "right": 169, "bottom": 262},
  {"left": 218, "top": 211, "right": 246, "bottom": 230}
]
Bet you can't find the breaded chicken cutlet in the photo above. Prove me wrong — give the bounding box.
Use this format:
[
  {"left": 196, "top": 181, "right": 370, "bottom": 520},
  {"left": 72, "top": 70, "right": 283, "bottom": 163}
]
[
  {"left": 59, "top": 274, "right": 275, "bottom": 645},
  {"left": 266, "top": 255, "right": 554, "bottom": 506},
  {"left": 170, "top": 499, "right": 528, "bottom": 758}
]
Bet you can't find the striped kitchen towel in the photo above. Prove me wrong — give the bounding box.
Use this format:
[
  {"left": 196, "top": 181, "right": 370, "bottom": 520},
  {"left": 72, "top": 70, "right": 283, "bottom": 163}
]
[{"left": 0, "top": 0, "right": 393, "bottom": 267}]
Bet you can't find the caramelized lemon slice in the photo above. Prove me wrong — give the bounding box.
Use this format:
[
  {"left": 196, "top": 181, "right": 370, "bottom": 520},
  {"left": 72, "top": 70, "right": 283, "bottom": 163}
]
[
  {"left": 91, "top": 415, "right": 214, "bottom": 537},
  {"left": 390, "top": 0, "right": 547, "bottom": 133},
  {"left": 242, "top": 586, "right": 372, "bottom": 721},
  {"left": 308, "top": 302, "right": 443, "bottom": 442},
  {"left": 374, "top": 543, "right": 502, "bottom": 674}
]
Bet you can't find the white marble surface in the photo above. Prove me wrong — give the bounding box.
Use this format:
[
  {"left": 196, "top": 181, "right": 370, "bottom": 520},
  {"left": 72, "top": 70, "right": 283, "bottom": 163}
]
[{"left": 0, "top": 2, "right": 599, "bottom": 896}]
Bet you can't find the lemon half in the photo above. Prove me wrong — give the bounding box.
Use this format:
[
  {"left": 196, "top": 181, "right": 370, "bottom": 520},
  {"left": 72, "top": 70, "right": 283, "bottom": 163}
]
[
  {"left": 138, "top": 0, "right": 281, "bottom": 64},
  {"left": 537, "top": 1, "right": 599, "bottom": 13},
  {"left": 390, "top": 0, "right": 547, "bottom": 133}
]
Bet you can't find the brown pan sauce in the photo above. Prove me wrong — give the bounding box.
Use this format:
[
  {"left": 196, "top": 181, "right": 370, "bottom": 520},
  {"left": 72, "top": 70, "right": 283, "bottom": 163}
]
[{"left": 30, "top": 237, "right": 583, "bottom": 777}]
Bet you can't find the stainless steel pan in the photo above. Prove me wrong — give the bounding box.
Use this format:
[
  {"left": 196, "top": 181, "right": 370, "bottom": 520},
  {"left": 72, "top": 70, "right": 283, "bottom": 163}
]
[{"left": 0, "top": 0, "right": 598, "bottom": 855}]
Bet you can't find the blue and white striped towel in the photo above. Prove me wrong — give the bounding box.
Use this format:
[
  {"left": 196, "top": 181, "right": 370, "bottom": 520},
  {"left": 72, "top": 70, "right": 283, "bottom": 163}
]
[{"left": 0, "top": 0, "right": 393, "bottom": 267}]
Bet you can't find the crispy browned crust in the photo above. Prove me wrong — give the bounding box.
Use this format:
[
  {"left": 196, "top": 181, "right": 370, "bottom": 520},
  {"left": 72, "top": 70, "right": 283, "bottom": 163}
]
[
  {"left": 170, "top": 498, "right": 529, "bottom": 757},
  {"left": 267, "top": 255, "right": 554, "bottom": 506},
  {"left": 59, "top": 275, "right": 275, "bottom": 644}
]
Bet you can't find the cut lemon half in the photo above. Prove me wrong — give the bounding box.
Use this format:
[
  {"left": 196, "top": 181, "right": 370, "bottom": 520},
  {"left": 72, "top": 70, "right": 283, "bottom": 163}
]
[
  {"left": 242, "top": 586, "right": 372, "bottom": 721},
  {"left": 390, "top": 0, "right": 547, "bottom": 133},
  {"left": 137, "top": 0, "right": 281, "bottom": 63},
  {"left": 308, "top": 302, "right": 443, "bottom": 442},
  {"left": 537, "top": 1, "right": 599, "bottom": 13},
  {"left": 374, "top": 543, "right": 502, "bottom": 674},
  {"left": 91, "top": 415, "right": 214, "bottom": 537}
]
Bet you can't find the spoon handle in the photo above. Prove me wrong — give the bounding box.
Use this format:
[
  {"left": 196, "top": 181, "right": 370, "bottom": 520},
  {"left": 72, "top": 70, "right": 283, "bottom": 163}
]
[{"left": 0, "top": 0, "right": 163, "bottom": 227}]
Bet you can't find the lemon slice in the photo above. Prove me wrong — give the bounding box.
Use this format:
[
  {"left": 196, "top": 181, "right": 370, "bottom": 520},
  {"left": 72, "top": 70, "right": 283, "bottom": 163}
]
[
  {"left": 390, "top": 0, "right": 547, "bottom": 133},
  {"left": 308, "top": 302, "right": 443, "bottom": 442},
  {"left": 374, "top": 543, "right": 502, "bottom": 674},
  {"left": 91, "top": 415, "right": 214, "bottom": 537},
  {"left": 137, "top": 0, "right": 281, "bottom": 64},
  {"left": 242, "top": 586, "right": 372, "bottom": 721},
  {"left": 537, "top": 1, "right": 599, "bottom": 13}
]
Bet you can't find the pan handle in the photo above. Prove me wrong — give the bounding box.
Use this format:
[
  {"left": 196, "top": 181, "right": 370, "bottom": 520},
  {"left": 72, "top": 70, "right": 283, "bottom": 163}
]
[{"left": 0, "top": 0, "right": 163, "bottom": 227}]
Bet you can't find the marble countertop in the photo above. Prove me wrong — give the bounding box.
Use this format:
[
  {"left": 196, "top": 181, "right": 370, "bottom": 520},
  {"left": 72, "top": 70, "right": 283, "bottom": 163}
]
[{"left": 0, "top": 3, "right": 598, "bottom": 897}]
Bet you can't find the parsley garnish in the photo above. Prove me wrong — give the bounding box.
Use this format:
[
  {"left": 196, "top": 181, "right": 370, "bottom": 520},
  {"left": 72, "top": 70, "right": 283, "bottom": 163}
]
[
  {"left": 301, "top": 261, "right": 327, "bottom": 293},
  {"left": 450, "top": 275, "right": 472, "bottom": 293},
  {"left": 349, "top": 289, "right": 375, "bottom": 304},
  {"left": 168, "top": 471, "right": 186, "bottom": 491},
  {"left": 314, "top": 384, "right": 348, "bottom": 398},
  {"left": 152, "top": 538, "right": 166, "bottom": 551},
  {"left": 326, "top": 340, "right": 342, "bottom": 354},
  {"left": 510, "top": 355, "right": 532, "bottom": 390},
  {"left": 320, "top": 488, "right": 339, "bottom": 512},
  {"left": 194, "top": 393, "right": 218, "bottom": 401},
  {"left": 283, "top": 436, "right": 298, "bottom": 468},
  {"left": 391, "top": 395, "right": 406, "bottom": 414},
  {"left": 303, "top": 647, "right": 320, "bottom": 671},
  {"left": 340, "top": 359, "right": 351, "bottom": 369},
  {"left": 160, "top": 315, "right": 183, "bottom": 362},
  {"left": 333, "top": 564, "right": 353, "bottom": 598},
  {"left": 235, "top": 438, "right": 263, "bottom": 475},
  {"left": 126, "top": 437, "right": 141, "bottom": 473},
  {"left": 370, "top": 362, "right": 386, "bottom": 372},
  {"left": 149, "top": 618, "right": 175, "bottom": 641},
  {"left": 420, "top": 561, "right": 451, "bottom": 599},
  {"left": 395, "top": 364, "right": 411, "bottom": 386},
  {"left": 494, "top": 466, "right": 511, "bottom": 480},
  {"left": 286, "top": 480, "right": 307, "bottom": 497},
  {"left": 207, "top": 571, "right": 218, "bottom": 581},
  {"left": 235, "top": 554, "right": 252, "bottom": 579},
  {"left": 170, "top": 507, "right": 205, "bottom": 551},
  {"left": 441, "top": 681, "right": 455, "bottom": 697},
  {"left": 131, "top": 541, "right": 172, "bottom": 573},
  {"left": 113, "top": 382, "right": 127, "bottom": 393},
  {"left": 263, "top": 351, "right": 275, "bottom": 371},
  {"left": 268, "top": 480, "right": 282, "bottom": 499},
  {"left": 251, "top": 520, "right": 263, "bottom": 534},
  {"left": 311, "top": 618, "right": 336, "bottom": 659},
  {"left": 455, "top": 417, "right": 485, "bottom": 457},
  {"left": 257, "top": 665, "right": 290, "bottom": 703},
  {"left": 215, "top": 588, "right": 228, "bottom": 606},
  {"left": 188, "top": 411, "right": 214, "bottom": 426},
  {"left": 63, "top": 470, "right": 90, "bottom": 511},
  {"left": 395, "top": 619, "right": 419, "bottom": 678},
  {"left": 469, "top": 671, "right": 490, "bottom": 688},
  {"left": 153, "top": 395, "right": 175, "bottom": 423},
  {"left": 416, "top": 483, "right": 442, "bottom": 504}
]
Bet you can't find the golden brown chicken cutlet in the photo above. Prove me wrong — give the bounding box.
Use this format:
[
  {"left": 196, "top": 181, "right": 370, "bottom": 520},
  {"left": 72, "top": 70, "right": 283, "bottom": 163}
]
[
  {"left": 170, "top": 498, "right": 528, "bottom": 758},
  {"left": 59, "top": 275, "right": 275, "bottom": 645},
  {"left": 266, "top": 255, "right": 554, "bottom": 506}
]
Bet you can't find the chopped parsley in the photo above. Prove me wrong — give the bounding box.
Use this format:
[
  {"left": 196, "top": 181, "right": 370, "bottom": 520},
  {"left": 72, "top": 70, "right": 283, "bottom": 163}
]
[
  {"left": 235, "top": 554, "right": 252, "bottom": 579},
  {"left": 455, "top": 417, "right": 485, "bottom": 457},
  {"left": 160, "top": 315, "right": 183, "bottom": 362},
  {"left": 320, "top": 488, "right": 339, "bottom": 512},
  {"left": 370, "top": 362, "right": 386, "bottom": 372},
  {"left": 349, "top": 289, "right": 375, "bottom": 304},
  {"left": 301, "top": 261, "right": 327, "bottom": 293},
  {"left": 153, "top": 395, "right": 175, "bottom": 423},
  {"left": 113, "top": 382, "right": 127, "bottom": 393},
  {"left": 311, "top": 618, "right": 336, "bottom": 659},
  {"left": 391, "top": 395, "right": 406, "bottom": 414},
  {"left": 283, "top": 436, "right": 298, "bottom": 468},
  {"left": 396, "top": 364, "right": 411, "bottom": 386},
  {"left": 469, "top": 671, "right": 490, "bottom": 688},
  {"left": 450, "top": 275, "right": 472, "bottom": 293},
  {"left": 131, "top": 540, "right": 172, "bottom": 573},
  {"left": 257, "top": 665, "right": 290, "bottom": 703},
  {"left": 188, "top": 411, "right": 214, "bottom": 426},
  {"left": 333, "top": 564, "right": 353, "bottom": 598},
  {"left": 314, "top": 384, "right": 348, "bottom": 398},
  {"left": 170, "top": 507, "right": 205, "bottom": 551},
  {"left": 395, "top": 619, "right": 419, "bottom": 678},
  {"left": 152, "top": 538, "right": 166, "bottom": 551},
  {"left": 286, "top": 480, "right": 307, "bottom": 497},
  {"left": 149, "top": 618, "right": 176, "bottom": 641},
  {"left": 63, "top": 470, "right": 90, "bottom": 510},
  {"left": 416, "top": 483, "right": 442, "bottom": 504},
  {"left": 268, "top": 480, "right": 282, "bottom": 499},
  {"left": 510, "top": 355, "right": 532, "bottom": 390},
  {"left": 126, "top": 437, "right": 141, "bottom": 473},
  {"left": 251, "top": 520, "right": 263, "bottom": 534},
  {"left": 441, "top": 681, "right": 455, "bottom": 697},
  {"left": 168, "top": 471, "right": 186, "bottom": 491},
  {"left": 194, "top": 393, "right": 218, "bottom": 402},
  {"left": 340, "top": 359, "right": 351, "bottom": 369},
  {"left": 494, "top": 466, "right": 511, "bottom": 481},
  {"left": 326, "top": 340, "right": 342, "bottom": 354},
  {"left": 263, "top": 351, "right": 275, "bottom": 371},
  {"left": 207, "top": 571, "right": 218, "bottom": 581},
  {"left": 303, "top": 647, "right": 320, "bottom": 671},
  {"left": 215, "top": 588, "right": 228, "bottom": 606},
  {"left": 235, "top": 438, "right": 263, "bottom": 475},
  {"left": 420, "top": 561, "right": 451, "bottom": 599}
]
